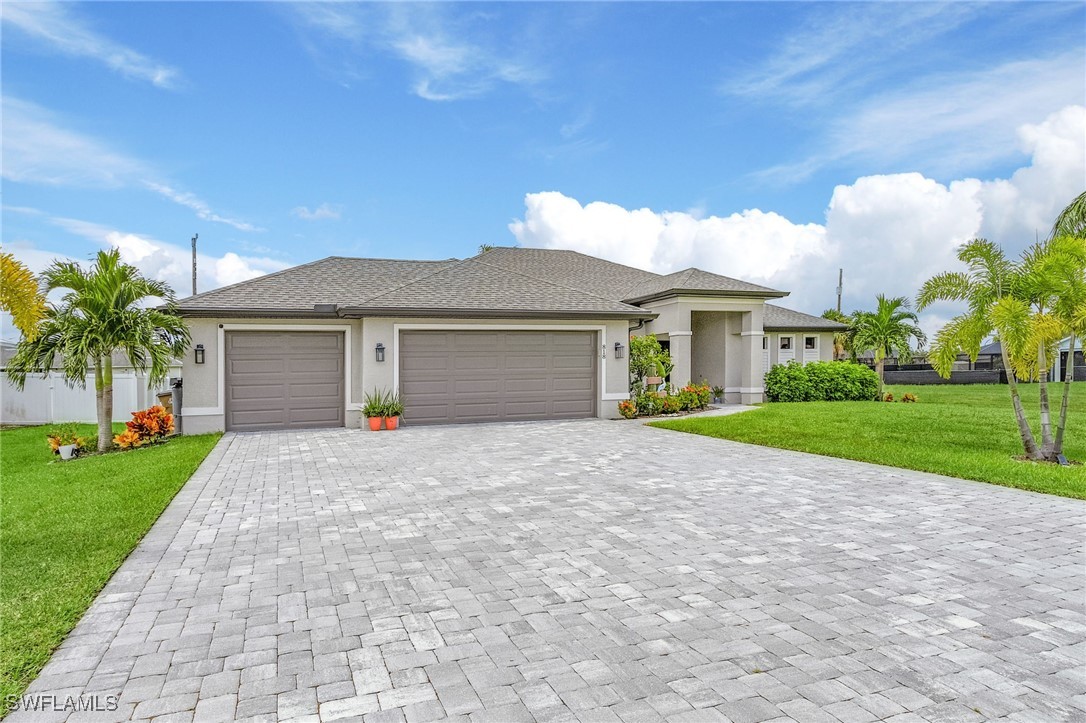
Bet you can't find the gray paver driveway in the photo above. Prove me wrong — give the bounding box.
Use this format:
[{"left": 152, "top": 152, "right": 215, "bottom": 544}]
[{"left": 16, "top": 420, "right": 1086, "bottom": 723}]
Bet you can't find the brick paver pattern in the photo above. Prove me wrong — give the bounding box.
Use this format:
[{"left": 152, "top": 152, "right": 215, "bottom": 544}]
[{"left": 14, "top": 420, "right": 1085, "bottom": 722}]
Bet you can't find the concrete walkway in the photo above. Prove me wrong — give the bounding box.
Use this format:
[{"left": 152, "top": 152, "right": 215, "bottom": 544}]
[{"left": 14, "top": 420, "right": 1085, "bottom": 722}]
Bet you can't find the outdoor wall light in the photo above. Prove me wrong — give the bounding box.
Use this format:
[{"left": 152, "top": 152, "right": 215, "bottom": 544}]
[
  {"left": 194, "top": 344, "right": 205, "bottom": 364},
  {"left": 614, "top": 342, "right": 625, "bottom": 359},
  {"left": 375, "top": 342, "right": 386, "bottom": 363}
]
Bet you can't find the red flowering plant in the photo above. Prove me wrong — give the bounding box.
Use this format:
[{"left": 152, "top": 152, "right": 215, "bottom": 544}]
[
  {"left": 617, "top": 399, "right": 637, "bottom": 419},
  {"left": 114, "top": 405, "right": 174, "bottom": 449}
]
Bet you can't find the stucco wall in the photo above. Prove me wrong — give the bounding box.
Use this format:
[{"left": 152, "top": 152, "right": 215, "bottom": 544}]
[
  {"left": 180, "top": 316, "right": 631, "bottom": 433},
  {"left": 765, "top": 331, "right": 835, "bottom": 368}
]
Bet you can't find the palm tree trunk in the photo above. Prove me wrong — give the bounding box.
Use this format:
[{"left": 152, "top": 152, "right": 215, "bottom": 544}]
[
  {"left": 1001, "top": 345, "right": 1041, "bottom": 460},
  {"left": 1054, "top": 333, "right": 1076, "bottom": 457},
  {"left": 103, "top": 355, "right": 114, "bottom": 450},
  {"left": 1037, "top": 343, "right": 1054, "bottom": 458},
  {"left": 875, "top": 358, "right": 885, "bottom": 398},
  {"left": 94, "top": 357, "right": 109, "bottom": 452}
]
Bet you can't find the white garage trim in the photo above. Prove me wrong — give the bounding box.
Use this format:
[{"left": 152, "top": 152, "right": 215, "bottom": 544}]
[
  {"left": 185, "top": 324, "right": 354, "bottom": 418},
  {"left": 392, "top": 323, "right": 610, "bottom": 403}
]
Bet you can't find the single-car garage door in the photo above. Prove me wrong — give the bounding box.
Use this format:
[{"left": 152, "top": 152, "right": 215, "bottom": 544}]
[
  {"left": 400, "top": 330, "right": 597, "bottom": 425},
  {"left": 224, "top": 331, "right": 345, "bottom": 432}
]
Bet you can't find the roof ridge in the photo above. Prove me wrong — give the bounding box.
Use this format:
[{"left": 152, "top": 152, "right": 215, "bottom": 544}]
[
  {"left": 471, "top": 256, "right": 646, "bottom": 311},
  {"left": 354, "top": 257, "right": 468, "bottom": 304}
]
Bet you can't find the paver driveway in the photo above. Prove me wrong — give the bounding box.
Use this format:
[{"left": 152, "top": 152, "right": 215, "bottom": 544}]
[{"left": 15, "top": 420, "right": 1085, "bottom": 723}]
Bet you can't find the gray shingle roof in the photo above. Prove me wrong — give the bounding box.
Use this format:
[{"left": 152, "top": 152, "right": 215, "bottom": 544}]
[
  {"left": 347, "top": 258, "right": 647, "bottom": 317},
  {"left": 623, "top": 267, "right": 785, "bottom": 302},
  {"left": 178, "top": 257, "right": 456, "bottom": 313},
  {"left": 175, "top": 246, "right": 795, "bottom": 320},
  {"left": 763, "top": 304, "right": 847, "bottom": 331}
]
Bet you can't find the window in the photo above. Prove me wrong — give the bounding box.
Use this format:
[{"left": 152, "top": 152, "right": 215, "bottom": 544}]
[
  {"left": 805, "top": 336, "right": 817, "bottom": 350},
  {"left": 762, "top": 336, "right": 768, "bottom": 350},
  {"left": 780, "top": 337, "right": 792, "bottom": 350}
]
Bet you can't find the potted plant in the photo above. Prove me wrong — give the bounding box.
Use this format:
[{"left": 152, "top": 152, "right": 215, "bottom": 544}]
[
  {"left": 383, "top": 393, "right": 404, "bottom": 430},
  {"left": 362, "top": 389, "right": 387, "bottom": 431},
  {"left": 47, "top": 424, "right": 85, "bottom": 460},
  {"left": 712, "top": 385, "right": 724, "bottom": 404}
]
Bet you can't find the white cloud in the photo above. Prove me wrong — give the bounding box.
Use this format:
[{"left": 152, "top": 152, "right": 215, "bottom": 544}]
[
  {"left": 2, "top": 96, "right": 259, "bottom": 232},
  {"left": 510, "top": 106, "right": 1086, "bottom": 342},
  {"left": 1, "top": 97, "right": 147, "bottom": 187},
  {"left": 292, "top": 203, "right": 343, "bottom": 221},
  {"left": 289, "top": 3, "right": 542, "bottom": 101},
  {"left": 1, "top": 2, "right": 181, "bottom": 89},
  {"left": 757, "top": 53, "right": 1084, "bottom": 183},
  {"left": 43, "top": 217, "right": 288, "bottom": 295},
  {"left": 143, "top": 182, "right": 262, "bottom": 232}
]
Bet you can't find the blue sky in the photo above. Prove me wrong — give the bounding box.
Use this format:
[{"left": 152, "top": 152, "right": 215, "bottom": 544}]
[{"left": 2, "top": 1, "right": 1084, "bottom": 332}]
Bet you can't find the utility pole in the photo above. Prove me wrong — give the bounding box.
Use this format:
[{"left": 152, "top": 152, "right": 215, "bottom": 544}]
[
  {"left": 191, "top": 233, "right": 198, "bottom": 296},
  {"left": 836, "top": 268, "right": 843, "bottom": 314}
]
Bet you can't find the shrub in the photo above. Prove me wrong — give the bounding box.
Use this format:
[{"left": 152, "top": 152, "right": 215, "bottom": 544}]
[
  {"left": 635, "top": 391, "right": 662, "bottom": 417},
  {"left": 765, "top": 361, "right": 878, "bottom": 402},
  {"left": 883, "top": 393, "right": 894, "bottom": 402},
  {"left": 618, "top": 399, "right": 637, "bottom": 419},
  {"left": 661, "top": 396, "right": 682, "bottom": 414},
  {"left": 630, "top": 334, "right": 670, "bottom": 388},
  {"left": 764, "top": 361, "right": 813, "bottom": 402},
  {"left": 115, "top": 405, "right": 173, "bottom": 449},
  {"left": 901, "top": 392, "right": 918, "bottom": 403},
  {"left": 679, "top": 383, "right": 712, "bottom": 410}
]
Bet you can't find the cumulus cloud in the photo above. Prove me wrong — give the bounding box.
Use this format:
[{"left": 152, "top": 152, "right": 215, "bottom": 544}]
[
  {"left": 510, "top": 106, "right": 1086, "bottom": 340},
  {"left": 292, "top": 203, "right": 343, "bottom": 221},
  {"left": 2, "top": 2, "right": 181, "bottom": 89},
  {"left": 41, "top": 216, "right": 288, "bottom": 295}
]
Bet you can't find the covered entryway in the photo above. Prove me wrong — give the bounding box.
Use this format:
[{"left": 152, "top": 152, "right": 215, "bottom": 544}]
[
  {"left": 224, "top": 331, "right": 345, "bottom": 432},
  {"left": 399, "top": 330, "right": 597, "bottom": 425}
]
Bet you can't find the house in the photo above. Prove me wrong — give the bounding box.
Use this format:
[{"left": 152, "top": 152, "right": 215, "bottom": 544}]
[{"left": 175, "top": 247, "right": 843, "bottom": 432}]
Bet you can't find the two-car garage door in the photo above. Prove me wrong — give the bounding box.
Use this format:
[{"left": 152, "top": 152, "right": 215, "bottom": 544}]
[
  {"left": 399, "top": 330, "right": 597, "bottom": 425},
  {"left": 223, "top": 329, "right": 597, "bottom": 430}
]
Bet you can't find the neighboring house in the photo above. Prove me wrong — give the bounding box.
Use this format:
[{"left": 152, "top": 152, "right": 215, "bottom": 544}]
[
  {"left": 0, "top": 342, "right": 179, "bottom": 426},
  {"left": 1055, "top": 335, "right": 1085, "bottom": 382},
  {"left": 175, "top": 247, "right": 843, "bottom": 432}
]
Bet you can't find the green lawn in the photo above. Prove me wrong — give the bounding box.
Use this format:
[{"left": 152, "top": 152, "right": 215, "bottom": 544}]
[
  {"left": 0, "top": 425, "right": 221, "bottom": 702},
  {"left": 651, "top": 383, "right": 1086, "bottom": 500}
]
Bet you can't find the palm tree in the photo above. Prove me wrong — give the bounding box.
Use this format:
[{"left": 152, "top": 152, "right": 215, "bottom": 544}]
[
  {"left": 6, "top": 249, "right": 190, "bottom": 451},
  {"left": 1052, "top": 190, "right": 1086, "bottom": 238},
  {"left": 821, "top": 309, "right": 853, "bottom": 360},
  {"left": 850, "top": 295, "right": 926, "bottom": 397},
  {"left": 0, "top": 252, "right": 46, "bottom": 340},
  {"left": 1047, "top": 196, "right": 1086, "bottom": 459},
  {"left": 917, "top": 239, "right": 1042, "bottom": 460}
]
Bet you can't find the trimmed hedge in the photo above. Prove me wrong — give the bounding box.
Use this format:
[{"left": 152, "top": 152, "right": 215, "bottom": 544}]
[{"left": 764, "top": 360, "right": 879, "bottom": 402}]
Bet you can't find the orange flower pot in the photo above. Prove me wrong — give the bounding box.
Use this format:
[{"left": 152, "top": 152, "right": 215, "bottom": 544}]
[
  {"left": 367, "top": 416, "right": 383, "bottom": 431},
  {"left": 383, "top": 416, "right": 400, "bottom": 430}
]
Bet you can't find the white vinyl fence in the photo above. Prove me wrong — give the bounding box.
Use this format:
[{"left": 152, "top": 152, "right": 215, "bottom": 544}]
[{"left": 1, "top": 368, "right": 180, "bottom": 426}]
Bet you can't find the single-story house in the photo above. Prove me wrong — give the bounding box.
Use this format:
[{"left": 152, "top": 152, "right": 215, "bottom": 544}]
[{"left": 175, "top": 247, "right": 843, "bottom": 432}]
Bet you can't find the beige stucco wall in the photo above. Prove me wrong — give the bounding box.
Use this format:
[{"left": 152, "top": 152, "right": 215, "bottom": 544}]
[
  {"left": 179, "top": 316, "right": 631, "bottom": 433},
  {"left": 765, "top": 331, "right": 836, "bottom": 368}
]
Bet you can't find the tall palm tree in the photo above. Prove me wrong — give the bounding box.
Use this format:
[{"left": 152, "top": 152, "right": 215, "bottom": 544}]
[
  {"left": 821, "top": 309, "right": 853, "bottom": 360},
  {"left": 917, "top": 239, "right": 1042, "bottom": 459},
  {"left": 1048, "top": 195, "right": 1086, "bottom": 459},
  {"left": 6, "top": 249, "right": 190, "bottom": 451},
  {"left": 850, "top": 295, "right": 926, "bottom": 397},
  {"left": 1052, "top": 190, "right": 1086, "bottom": 238}
]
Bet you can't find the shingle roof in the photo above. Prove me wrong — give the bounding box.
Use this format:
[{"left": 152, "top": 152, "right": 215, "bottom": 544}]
[
  {"left": 763, "top": 304, "right": 847, "bottom": 331},
  {"left": 178, "top": 257, "right": 456, "bottom": 313},
  {"left": 175, "top": 246, "right": 792, "bottom": 320},
  {"left": 346, "top": 258, "right": 647, "bottom": 317},
  {"left": 477, "top": 247, "right": 658, "bottom": 300},
  {"left": 623, "top": 268, "right": 785, "bottom": 302}
]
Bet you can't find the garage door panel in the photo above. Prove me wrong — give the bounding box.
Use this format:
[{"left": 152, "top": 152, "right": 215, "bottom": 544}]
[
  {"left": 400, "top": 331, "right": 596, "bottom": 425},
  {"left": 225, "top": 331, "right": 344, "bottom": 432}
]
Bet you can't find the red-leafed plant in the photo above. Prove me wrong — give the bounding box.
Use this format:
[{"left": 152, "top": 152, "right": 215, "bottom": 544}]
[{"left": 114, "top": 405, "right": 174, "bottom": 449}]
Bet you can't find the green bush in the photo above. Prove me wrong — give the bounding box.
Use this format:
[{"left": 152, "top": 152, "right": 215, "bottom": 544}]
[
  {"left": 635, "top": 391, "right": 662, "bottom": 416},
  {"left": 764, "top": 361, "right": 878, "bottom": 402}
]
